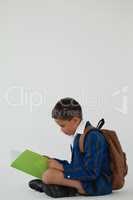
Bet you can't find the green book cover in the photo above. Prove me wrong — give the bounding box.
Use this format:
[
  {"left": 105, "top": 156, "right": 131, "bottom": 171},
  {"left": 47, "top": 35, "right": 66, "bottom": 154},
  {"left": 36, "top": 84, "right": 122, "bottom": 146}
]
[{"left": 11, "top": 149, "right": 49, "bottom": 179}]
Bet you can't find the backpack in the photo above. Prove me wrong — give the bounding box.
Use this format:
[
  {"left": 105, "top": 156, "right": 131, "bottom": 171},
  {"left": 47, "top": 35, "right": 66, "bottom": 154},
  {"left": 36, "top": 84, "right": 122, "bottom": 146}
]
[{"left": 79, "top": 119, "right": 128, "bottom": 190}]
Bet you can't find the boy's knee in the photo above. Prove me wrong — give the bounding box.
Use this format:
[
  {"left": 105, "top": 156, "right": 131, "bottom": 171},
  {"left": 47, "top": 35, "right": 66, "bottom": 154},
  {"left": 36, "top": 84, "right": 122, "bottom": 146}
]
[
  {"left": 42, "top": 169, "right": 54, "bottom": 184},
  {"left": 42, "top": 169, "right": 64, "bottom": 185}
]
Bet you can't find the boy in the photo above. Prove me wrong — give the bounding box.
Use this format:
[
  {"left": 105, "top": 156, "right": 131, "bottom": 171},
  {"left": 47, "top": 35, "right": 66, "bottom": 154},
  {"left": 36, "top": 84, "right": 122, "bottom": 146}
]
[{"left": 29, "top": 98, "right": 112, "bottom": 197}]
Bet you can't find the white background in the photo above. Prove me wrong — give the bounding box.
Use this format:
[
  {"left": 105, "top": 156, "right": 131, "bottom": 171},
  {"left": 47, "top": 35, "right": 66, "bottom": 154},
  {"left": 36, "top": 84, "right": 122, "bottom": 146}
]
[{"left": 0, "top": 0, "right": 132, "bottom": 199}]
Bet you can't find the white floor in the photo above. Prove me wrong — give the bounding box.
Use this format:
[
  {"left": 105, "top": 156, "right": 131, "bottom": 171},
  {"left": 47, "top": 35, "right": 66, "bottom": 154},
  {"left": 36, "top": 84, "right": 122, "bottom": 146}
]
[{"left": 1, "top": 167, "right": 132, "bottom": 200}]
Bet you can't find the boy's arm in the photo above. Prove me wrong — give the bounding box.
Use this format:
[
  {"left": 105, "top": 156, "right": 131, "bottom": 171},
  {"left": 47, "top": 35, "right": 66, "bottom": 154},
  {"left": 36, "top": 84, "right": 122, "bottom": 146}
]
[
  {"left": 42, "top": 155, "right": 70, "bottom": 172},
  {"left": 62, "top": 131, "right": 104, "bottom": 181},
  {"left": 48, "top": 159, "right": 64, "bottom": 172},
  {"left": 81, "top": 131, "right": 104, "bottom": 178}
]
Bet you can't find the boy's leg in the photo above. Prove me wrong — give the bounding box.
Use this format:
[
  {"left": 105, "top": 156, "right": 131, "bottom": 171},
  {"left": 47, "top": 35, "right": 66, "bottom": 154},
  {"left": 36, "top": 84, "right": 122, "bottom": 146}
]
[{"left": 42, "top": 168, "right": 87, "bottom": 195}]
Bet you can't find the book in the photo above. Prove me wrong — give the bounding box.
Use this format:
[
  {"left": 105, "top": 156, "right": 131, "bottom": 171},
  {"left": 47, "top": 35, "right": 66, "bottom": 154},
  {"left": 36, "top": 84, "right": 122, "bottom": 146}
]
[{"left": 11, "top": 149, "right": 49, "bottom": 179}]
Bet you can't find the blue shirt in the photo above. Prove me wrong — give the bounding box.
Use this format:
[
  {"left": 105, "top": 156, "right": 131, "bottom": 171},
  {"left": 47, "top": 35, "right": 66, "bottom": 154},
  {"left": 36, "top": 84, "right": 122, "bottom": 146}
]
[{"left": 54, "top": 122, "right": 112, "bottom": 196}]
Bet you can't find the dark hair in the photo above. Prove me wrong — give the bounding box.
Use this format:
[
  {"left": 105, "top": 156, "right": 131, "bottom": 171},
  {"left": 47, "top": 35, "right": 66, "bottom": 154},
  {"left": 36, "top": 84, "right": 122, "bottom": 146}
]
[{"left": 52, "top": 97, "right": 82, "bottom": 120}]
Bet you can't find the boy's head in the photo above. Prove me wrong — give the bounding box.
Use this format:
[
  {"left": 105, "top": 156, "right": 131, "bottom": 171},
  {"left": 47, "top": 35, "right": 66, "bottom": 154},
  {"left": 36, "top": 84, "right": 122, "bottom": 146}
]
[{"left": 52, "top": 98, "right": 82, "bottom": 136}]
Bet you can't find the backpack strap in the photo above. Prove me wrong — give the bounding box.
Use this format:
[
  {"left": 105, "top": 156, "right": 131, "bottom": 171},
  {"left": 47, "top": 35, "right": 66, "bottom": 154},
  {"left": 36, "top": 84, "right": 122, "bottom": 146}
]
[
  {"left": 79, "top": 121, "right": 94, "bottom": 153},
  {"left": 79, "top": 119, "right": 105, "bottom": 153},
  {"left": 96, "top": 118, "right": 105, "bottom": 130}
]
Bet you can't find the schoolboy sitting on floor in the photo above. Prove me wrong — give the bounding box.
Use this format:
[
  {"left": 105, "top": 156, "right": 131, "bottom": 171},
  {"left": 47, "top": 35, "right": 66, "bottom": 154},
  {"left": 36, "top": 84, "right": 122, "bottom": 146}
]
[{"left": 29, "top": 97, "right": 112, "bottom": 196}]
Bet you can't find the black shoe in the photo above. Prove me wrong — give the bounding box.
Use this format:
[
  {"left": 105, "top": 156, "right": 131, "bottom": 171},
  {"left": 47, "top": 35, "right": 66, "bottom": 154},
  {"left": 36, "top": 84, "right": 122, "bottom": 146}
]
[
  {"left": 29, "top": 179, "right": 44, "bottom": 193},
  {"left": 29, "top": 179, "right": 78, "bottom": 198},
  {"left": 42, "top": 183, "right": 78, "bottom": 198}
]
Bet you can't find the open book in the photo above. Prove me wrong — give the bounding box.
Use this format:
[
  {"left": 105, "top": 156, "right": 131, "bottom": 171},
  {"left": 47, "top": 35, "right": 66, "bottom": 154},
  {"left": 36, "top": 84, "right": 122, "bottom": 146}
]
[{"left": 11, "top": 149, "right": 49, "bottom": 179}]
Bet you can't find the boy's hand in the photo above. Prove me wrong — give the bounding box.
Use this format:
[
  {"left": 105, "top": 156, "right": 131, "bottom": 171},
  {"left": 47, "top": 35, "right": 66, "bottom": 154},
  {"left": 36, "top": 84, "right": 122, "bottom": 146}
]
[{"left": 48, "top": 159, "right": 64, "bottom": 172}]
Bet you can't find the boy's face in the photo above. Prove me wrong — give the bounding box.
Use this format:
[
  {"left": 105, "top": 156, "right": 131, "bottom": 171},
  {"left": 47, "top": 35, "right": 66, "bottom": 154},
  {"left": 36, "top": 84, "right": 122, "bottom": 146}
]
[{"left": 55, "top": 117, "right": 81, "bottom": 136}]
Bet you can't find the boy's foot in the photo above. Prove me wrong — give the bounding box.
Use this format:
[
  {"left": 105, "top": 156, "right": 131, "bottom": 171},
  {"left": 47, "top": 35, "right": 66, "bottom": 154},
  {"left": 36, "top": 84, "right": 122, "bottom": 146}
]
[
  {"left": 29, "top": 179, "right": 44, "bottom": 193},
  {"left": 42, "top": 183, "right": 78, "bottom": 198},
  {"left": 29, "top": 179, "right": 78, "bottom": 197}
]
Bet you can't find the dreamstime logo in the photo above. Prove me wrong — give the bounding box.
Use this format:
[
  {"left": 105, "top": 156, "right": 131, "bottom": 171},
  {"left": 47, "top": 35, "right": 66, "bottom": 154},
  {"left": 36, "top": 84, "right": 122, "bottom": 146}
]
[{"left": 4, "top": 86, "right": 46, "bottom": 112}]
